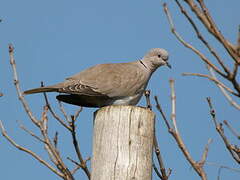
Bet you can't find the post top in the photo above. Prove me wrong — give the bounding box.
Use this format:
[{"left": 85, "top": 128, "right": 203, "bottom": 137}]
[{"left": 96, "top": 105, "right": 154, "bottom": 113}]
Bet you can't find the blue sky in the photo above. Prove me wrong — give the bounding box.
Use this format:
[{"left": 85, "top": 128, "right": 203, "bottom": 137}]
[{"left": 0, "top": 0, "right": 239, "bottom": 179}]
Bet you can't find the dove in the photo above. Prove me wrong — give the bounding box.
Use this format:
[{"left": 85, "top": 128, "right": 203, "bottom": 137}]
[{"left": 24, "top": 48, "right": 170, "bottom": 107}]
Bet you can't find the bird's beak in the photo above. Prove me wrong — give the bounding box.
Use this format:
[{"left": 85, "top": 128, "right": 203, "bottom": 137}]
[{"left": 166, "top": 62, "right": 172, "bottom": 69}]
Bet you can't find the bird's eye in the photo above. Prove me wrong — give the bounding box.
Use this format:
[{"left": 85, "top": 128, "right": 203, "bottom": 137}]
[{"left": 158, "top": 55, "right": 161, "bottom": 58}]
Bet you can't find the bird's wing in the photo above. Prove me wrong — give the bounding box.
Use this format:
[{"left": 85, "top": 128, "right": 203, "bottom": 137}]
[
  {"left": 62, "top": 62, "right": 148, "bottom": 97},
  {"left": 58, "top": 81, "right": 104, "bottom": 96}
]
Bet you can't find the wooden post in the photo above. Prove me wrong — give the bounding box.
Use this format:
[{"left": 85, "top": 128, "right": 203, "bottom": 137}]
[{"left": 91, "top": 105, "right": 155, "bottom": 180}]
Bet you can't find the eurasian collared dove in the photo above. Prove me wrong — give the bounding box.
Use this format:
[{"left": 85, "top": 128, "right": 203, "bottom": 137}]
[{"left": 24, "top": 48, "right": 170, "bottom": 107}]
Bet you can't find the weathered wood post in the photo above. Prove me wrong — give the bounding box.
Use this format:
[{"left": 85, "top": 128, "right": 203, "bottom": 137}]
[{"left": 91, "top": 105, "right": 155, "bottom": 180}]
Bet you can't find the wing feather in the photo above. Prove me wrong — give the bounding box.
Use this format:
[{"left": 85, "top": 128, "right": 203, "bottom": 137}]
[{"left": 60, "top": 62, "right": 148, "bottom": 97}]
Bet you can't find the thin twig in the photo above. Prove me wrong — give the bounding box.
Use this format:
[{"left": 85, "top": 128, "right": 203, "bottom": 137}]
[
  {"left": 153, "top": 133, "right": 170, "bottom": 180},
  {"left": 144, "top": 90, "right": 152, "bottom": 110},
  {"left": 53, "top": 131, "right": 59, "bottom": 148},
  {"left": 18, "top": 121, "right": 46, "bottom": 144},
  {"left": 182, "top": 72, "right": 239, "bottom": 97},
  {"left": 67, "top": 157, "right": 84, "bottom": 175},
  {"left": 70, "top": 115, "right": 91, "bottom": 179},
  {"left": 207, "top": 67, "right": 240, "bottom": 110},
  {"left": 153, "top": 162, "right": 163, "bottom": 179},
  {"left": 166, "top": 169, "right": 172, "bottom": 178},
  {"left": 67, "top": 157, "right": 91, "bottom": 175},
  {"left": 67, "top": 157, "right": 83, "bottom": 168},
  {"left": 207, "top": 162, "right": 240, "bottom": 173},
  {"left": 40, "top": 107, "right": 58, "bottom": 165},
  {"left": 233, "top": 63, "right": 239, "bottom": 79},
  {"left": 237, "top": 25, "right": 240, "bottom": 56},
  {"left": 8, "top": 44, "right": 40, "bottom": 127},
  {"left": 0, "top": 120, "right": 64, "bottom": 178},
  {"left": 206, "top": 97, "right": 217, "bottom": 126},
  {"left": 154, "top": 95, "right": 172, "bottom": 179},
  {"left": 154, "top": 96, "right": 171, "bottom": 130},
  {"left": 199, "top": 138, "right": 212, "bottom": 165},
  {"left": 42, "top": 84, "right": 71, "bottom": 130},
  {"left": 206, "top": 97, "right": 240, "bottom": 163},
  {"left": 223, "top": 120, "right": 240, "bottom": 140},
  {"left": 58, "top": 100, "right": 70, "bottom": 123},
  {"left": 71, "top": 166, "right": 81, "bottom": 175},
  {"left": 169, "top": 79, "right": 178, "bottom": 134},
  {"left": 74, "top": 107, "right": 83, "bottom": 121},
  {"left": 39, "top": 106, "right": 74, "bottom": 180}
]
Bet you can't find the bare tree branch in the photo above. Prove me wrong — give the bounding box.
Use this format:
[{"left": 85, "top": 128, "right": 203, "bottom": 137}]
[
  {"left": 53, "top": 131, "right": 59, "bottom": 148},
  {"left": 153, "top": 162, "right": 163, "bottom": 179},
  {"left": 18, "top": 121, "right": 46, "bottom": 144},
  {"left": 41, "top": 84, "right": 71, "bottom": 131},
  {"left": 207, "top": 161, "right": 240, "bottom": 180},
  {"left": 206, "top": 97, "right": 240, "bottom": 164},
  {"left": 40, "top": 106, "right": 74, "bottom": 180},
  {"left": 169, "top": 79, "right": 178, "bottom": 134},
  {"left": 233, "top": 62, "right": 238, "bottom": 79},
  {"left": 223, "top": 120, "right": 240, "bottom": 140},
  {"left": 182, "top": 72, "right": 239, "bottom": 97},
  {"left": 144, "top": 90, "right": 152, "bottom": 110},
  {"left": 174, "top": 0, "right": 231, "bottom": 75},
  {"left": 8, "top": 44, "right": 40, "bottom": 127},
  {"left": 237, "top": 25, "right": 240, "bottom": 56},
  {"left": 43, "top": 85, "right": 90, "bottom": 179},
  {"left": 7, "top": 44, "right": 77, "bottom": 180},
  {"left": 207, "top": 162, "right": 240, "bottom": 173},
  {"left": 153, "top": 133, "right": 171, "bottom": 180},
  {"left": 163, "top": 2, "right": 240, "bottom": 108},
  {"left": 199, "top": 139, "right": 212, "bottom": 165},
  {"left": 207, "top": 67, "right": 240, "bottom": 110},
  {"left": 73, "top": 107, "right": 83, "bottom": 121},
  {"left": 154, "top": 96, "right": 171, "bottom": 130},
  {"left": 67, "top": 157, "right": 91, "bottom": 175},
  {"left": 143, "top": 90, "right": 171, "bottom": 180},
  {"left": 155, "top": 79, "right": 208, "bottom": 180},
  {"left": 183, "top": 0, "right": 239, "bottom": 63},
  {"left": 69, "top": 115, "right": 91, "bottom": 179},
  {"left": 58, "top": 100, "right": 71, "bottom": 123},
  {"left": 0, "top": 120, "right": 64, "bottom": 178},
  {"left": 163, "top": 3, "right": 226, "bottom": 77}
]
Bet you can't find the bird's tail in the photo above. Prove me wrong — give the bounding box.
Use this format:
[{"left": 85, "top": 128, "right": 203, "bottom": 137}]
[{"left": 23, "top": 86, "right": 58, "bottom": 95}]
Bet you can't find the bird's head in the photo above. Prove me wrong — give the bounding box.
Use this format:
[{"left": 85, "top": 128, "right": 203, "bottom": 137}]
[{"left": 142, "top": 48, "right": 171, "bottom": 71}]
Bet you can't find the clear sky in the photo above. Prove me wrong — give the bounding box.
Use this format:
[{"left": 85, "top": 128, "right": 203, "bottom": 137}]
[{"left": 0, "top": 0, "right": 239, "bottom": 179}]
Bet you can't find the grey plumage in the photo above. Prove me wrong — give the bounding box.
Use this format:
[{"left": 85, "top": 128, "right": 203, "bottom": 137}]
[{"left": 24, "top": 48, "right": 170, "bottom": 107}]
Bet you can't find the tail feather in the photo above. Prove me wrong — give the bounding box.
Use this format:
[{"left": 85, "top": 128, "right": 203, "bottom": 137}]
[{"left": 24, "top": 86, "right": 58, "bottom": 95}]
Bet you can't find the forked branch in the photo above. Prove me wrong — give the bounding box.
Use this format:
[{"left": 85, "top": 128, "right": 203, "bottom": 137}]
[
  {"left": 4, "top": 44, "right": 91, "bottom": 180},
  {"left": 206, "top": 97, "right": 240, "bottom": 164},
  {"left": 155, "top": 79, "right": 209, "bottom": 180},
  {"left": 0, "top": 121, "right": 64, "bottom": 178},
  {"left": 163, "top": 2, "right": 240, "bottom": 106}
]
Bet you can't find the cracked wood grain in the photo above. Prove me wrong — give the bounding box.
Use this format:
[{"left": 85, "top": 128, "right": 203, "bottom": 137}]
[{"left": 91, "top": 105, "right": 155, "bottom": 180}]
